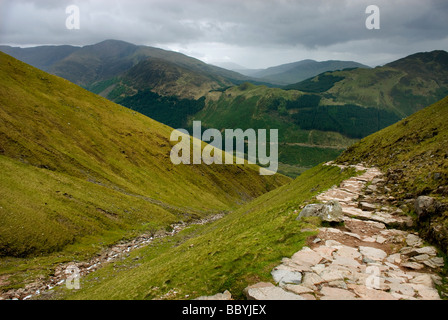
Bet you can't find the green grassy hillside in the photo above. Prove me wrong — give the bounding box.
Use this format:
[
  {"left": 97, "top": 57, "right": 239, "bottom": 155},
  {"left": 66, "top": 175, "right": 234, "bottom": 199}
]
[
  {"left": 63, "top": 163, "right": 356, "bottom": 300},
  {"left": 63, "top": 95, "right": 448, "bottom": 301},
  {"left": 0, "top": 52, "right": 288, "bottom": 288},
  {"left": 287, "top": 50, "right": 448, "bottom": 118},
  {"left": 194, "top": 83, "right": 358, "bottom": 176}
]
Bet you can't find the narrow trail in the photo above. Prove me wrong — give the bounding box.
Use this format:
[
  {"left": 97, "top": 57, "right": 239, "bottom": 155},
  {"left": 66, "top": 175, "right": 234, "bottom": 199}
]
[
  {"left": 0, "top": 213, "right": 225, "bottom": 300},
  {"left": 242, "top": 162, "right": 445, "bottom": 300},
  {"left": 4, "top": 162, "right": 446, "bottom": 300}
]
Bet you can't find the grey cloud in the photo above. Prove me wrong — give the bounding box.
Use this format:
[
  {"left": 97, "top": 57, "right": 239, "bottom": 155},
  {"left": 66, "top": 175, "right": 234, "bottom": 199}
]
[{"left": 0, "top": 0, "right": 447, "bottom": 67}]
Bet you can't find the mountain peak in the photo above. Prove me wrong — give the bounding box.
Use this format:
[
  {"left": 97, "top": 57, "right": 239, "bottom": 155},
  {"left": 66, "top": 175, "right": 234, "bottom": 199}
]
[
  {"left": 92, "top": 39, "right": 137, "bottom": 47},
  {"left": 386, "top": 50, "right": 448, "bottom": 69}
]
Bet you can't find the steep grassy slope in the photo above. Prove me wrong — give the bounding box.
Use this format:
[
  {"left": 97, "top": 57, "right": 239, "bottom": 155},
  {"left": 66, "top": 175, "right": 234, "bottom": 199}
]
[
  {"left": 337, "top": 95, "right": 448, "bottom": 251},
  {"left": 63, "top": 96, "right": 448, "bottom": 301},
  {"left": 0, "top": 52, "right": 288, "bottom": 262},
  {"left": 63, "top": 164, "right": 356, "bottom": 300}
]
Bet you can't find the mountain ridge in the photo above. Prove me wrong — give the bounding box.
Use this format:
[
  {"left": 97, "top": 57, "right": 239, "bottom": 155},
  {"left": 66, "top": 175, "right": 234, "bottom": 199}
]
[
  {"left": 238, "top": 59, "right": 370, "bottom": 85},
  {"left": 0, "top": 40, "right": 256, "bottom": 91}
]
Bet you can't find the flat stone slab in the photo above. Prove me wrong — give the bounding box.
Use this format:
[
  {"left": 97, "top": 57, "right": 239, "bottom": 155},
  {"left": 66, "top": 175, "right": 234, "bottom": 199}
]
[
  {"left": 282, "top": 284, "right": 314, "bottom": 295},
  {"left": 301, "top": 272, "right": 325, "bottom": 289},
  {"left": 334, "top": 246, "right": 362, "bottom": 260},
  {"left": 406, "top": 234, "right": 424, "bottom": 247},
  {"left": 317, "top": 188, "right": 357, "bottom": 203},
  {"left": 291, "top": 247, "right": 325, "bottom": 266},
  {"left": 348, "top": 284, "right": 398, "bottom": 300},
  {"left": 245, "top": 285, "right": 305, "bottom": 300},
  {"left": 359, "top": 246, "right": 387, "bottom": 262},
  {"left": 271, "top": 267, "right": 302, "bottom": 285},
  {"left": 331, "top": 256, "right": 361, "bottom": 268},
  {"left": 401, "top": 261, "right": 425, "bottom": 270},
  {"left": 320, "top": 286, "right": 358, "bottom": 300},
  {"left": 359, "top": 202, "right": 377, "bottom": 211}
]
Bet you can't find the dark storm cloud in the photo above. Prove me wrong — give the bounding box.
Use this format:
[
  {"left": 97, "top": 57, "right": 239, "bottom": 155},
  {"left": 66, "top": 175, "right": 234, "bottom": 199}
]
[{"left": 0, "top": 0, "right": 447, "bottom": 67}]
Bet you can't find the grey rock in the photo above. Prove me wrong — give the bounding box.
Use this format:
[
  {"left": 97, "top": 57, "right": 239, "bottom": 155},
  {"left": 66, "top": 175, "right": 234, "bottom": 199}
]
[
  {"left": 282, "top": 284, "right": 314, "bottom": 295},
  {"left": 245, "top": 284, "right": 305, "bottom": 300},
  {"left": 401, "top": 261, "right": 425, "bottom": 270},
  {"left": 414, "top": 196, "right": 436, "bottom": 219},
  {"left": 271, "top": 267, "right": 302, "bottom": 286},
  {"left": 320, "top": 286, "right": 358, "bottom": 300},
  {"left": 359, "top": 246, "right": 387, "bottom": 262},
  {"left": 359, "top": 202, "right": 377, "bottom": 211},
  {"left": 416, "top": 246, "right": 437, "bottom": 256},
  {"left": 406, "top": 234, "right": 423, "bottom": 247},
  {"left": 423, "top": 257, "right": 445, "bottom": 269},
  {"left": 296, "top": 200, "right": 344, "bottom": 223}
]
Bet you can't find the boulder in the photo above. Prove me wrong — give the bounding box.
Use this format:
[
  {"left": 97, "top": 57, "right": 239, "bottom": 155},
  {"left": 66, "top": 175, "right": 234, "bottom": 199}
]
[
  {"left": 414, "top": 196, "right": 436, "bottom": 220},
  {"left": 296, "top": 200, "right": 344, "bottom": 223}
]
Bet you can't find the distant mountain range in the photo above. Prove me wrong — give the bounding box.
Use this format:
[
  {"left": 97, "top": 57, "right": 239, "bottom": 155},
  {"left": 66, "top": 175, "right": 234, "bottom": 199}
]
[
  {"left": 235, "top": 59, "right": 370, "bottom": 85},
  {"left": 2, "top": 41, "right": 447, "bottom": 177},
  {"left": 0, "top": 40, "right": 260, "bottom": 99},
  {"left": 194, "top": 50, "right": 448, "bottom": 176},
  {"left": 0, "top": 40, "right": 369, "bottom": 91}
]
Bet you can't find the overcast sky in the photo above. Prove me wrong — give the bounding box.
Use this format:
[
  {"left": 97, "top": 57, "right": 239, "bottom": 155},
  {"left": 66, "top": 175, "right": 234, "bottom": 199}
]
[{"left": 1, "top": 0, "right": 447, "bottom": 68}]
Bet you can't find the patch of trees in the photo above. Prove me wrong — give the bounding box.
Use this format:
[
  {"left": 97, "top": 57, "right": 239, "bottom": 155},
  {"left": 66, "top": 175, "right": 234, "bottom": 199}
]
[
  {"left": 292, "top": 104, "right": 400, "bottom": 138},
  {"left": 285, "top": 73, "right": 345, "bottom": 93},
  {"left": 117, "top": 90, "right": 205, "bottom": 128}
]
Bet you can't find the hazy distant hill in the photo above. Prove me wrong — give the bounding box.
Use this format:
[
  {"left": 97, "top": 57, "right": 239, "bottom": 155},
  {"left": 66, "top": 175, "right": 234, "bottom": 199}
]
[
  {"left": 238, "top": 59, "right": 370, "bottom": 85},
  {"left": 0, "top": 40, "right": 257, "bottom": 95},
  {"left": 0, "top": 44, "right": 79, "bottom": 72}
]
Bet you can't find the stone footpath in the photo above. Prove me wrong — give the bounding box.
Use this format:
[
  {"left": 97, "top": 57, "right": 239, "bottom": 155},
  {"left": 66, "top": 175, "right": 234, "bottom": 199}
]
[
  {"left": 201, "top": 163, "right": 446, "bottom": 300},
  {"left": 0, "top": 213, "right": 225, "bottom": 300},
  {"left": 244, "top": 163, "right": 445, "bottom": 300}
]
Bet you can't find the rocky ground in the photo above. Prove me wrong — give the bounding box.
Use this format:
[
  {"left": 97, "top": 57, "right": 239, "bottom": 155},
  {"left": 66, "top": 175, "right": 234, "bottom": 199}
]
[
  {"left": 200, "top": 163, "right": 447, "bottom": 300},
  {"left": 0, "top": 213, "right": 225, "bottom": 300}
]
